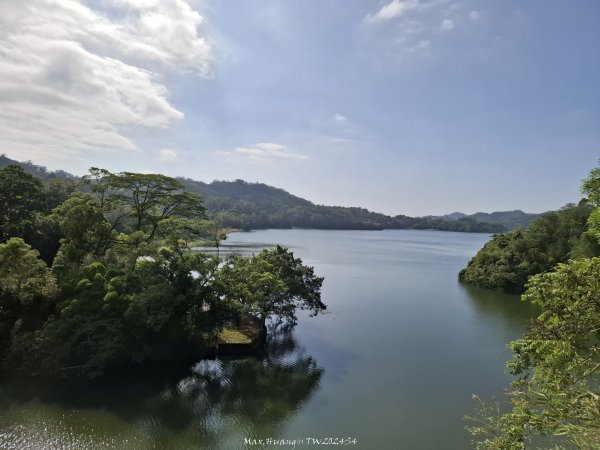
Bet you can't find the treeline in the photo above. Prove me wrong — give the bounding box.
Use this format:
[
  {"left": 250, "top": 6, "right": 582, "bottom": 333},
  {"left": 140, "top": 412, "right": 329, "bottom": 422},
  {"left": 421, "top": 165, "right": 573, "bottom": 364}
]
[
  {"left": 459, "top": 201, "right": 600, "bottom": 293},
  {"left": 182, "top": 178, "right": 509, "bottom": 232},
  {"left": 428, "top": 209, "right": 539, "bottom": 230},
  {"left": 0, "top": 165, "right": 325, "bottom": 378},
  {"left": 466, "top": 163, "right": 600, "bottom": 449},
  {"left": 1, "top": 155, "right": 520, "bottom": 233}
]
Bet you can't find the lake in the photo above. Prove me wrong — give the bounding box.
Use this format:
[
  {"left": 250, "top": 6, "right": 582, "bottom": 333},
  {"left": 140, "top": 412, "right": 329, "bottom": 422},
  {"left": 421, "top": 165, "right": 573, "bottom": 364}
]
[{"left": 0, "top": 229, "right": 538, "bottom": 449}]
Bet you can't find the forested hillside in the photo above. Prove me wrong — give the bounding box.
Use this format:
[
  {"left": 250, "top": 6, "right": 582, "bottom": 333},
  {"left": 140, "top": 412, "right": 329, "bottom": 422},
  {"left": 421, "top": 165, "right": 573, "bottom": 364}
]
[
  {"left": 0, "top": 164, "right": 325, "bottom": 377},
  {"left": 459, "top": 201, "right": 600, "bottom": 293},
  {"left": 0, "top": 154, "right": 531, "bottom": 233},
  {"left": 467, "top": 163, "right": 600, "bottom": 449},
  {"left": 180, "top": 177, "right": 507, "bottom": 232},
  {"left": 428, "top": 210, "right": 538, "bottom": 230}
]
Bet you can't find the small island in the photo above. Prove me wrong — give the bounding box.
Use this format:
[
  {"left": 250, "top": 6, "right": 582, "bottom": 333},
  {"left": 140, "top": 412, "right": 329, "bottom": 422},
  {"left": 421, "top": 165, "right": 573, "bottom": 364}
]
[{"left": 0, "top": 165, "right": 325, "bottom": 378}]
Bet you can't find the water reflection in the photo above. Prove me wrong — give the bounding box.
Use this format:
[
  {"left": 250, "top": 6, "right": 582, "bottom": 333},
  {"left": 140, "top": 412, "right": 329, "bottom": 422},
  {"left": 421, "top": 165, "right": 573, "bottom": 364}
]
[
  {"left": 0, "top": 331, "right": 323, "bottom": 449},
  {"left": 460, "top": 284, "right": 539, "bottom": 324}
]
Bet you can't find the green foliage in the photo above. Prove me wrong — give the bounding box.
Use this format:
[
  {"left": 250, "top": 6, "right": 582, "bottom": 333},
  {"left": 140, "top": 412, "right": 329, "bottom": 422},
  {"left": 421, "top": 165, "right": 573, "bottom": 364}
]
[
  {"left": 468, "top": 162, "right": 600, "bottom": 449},
  {"left": 218, "top": 246, "right": 324, "bottom": 328},
  {"left": 0, "top": 238, "right": 57, "bottom": 358},
  {"left": 2, "top": 154, "right": 532, "bottom": 233},
  {"left": 0, "top": 238, "right": 57, "bottom": 302},
  {"left": 81, "top": 168, "right": 207, "bottom": 243},
  {"left": 0, "top": 163, "right": 78, "bottom": 264},
  {"left": 0, "top": 165, "right": 46, "bottom": 242},
  {"left": 468, "top": 258, "right": 600, "bottom": 449},
  {"left": 581, "top": 164, "right": 600, "bottom": 206},
  {"left": 180, "top": 178, "right": 513, "bottom": 232},
  {"left": 0, "top": 167, "right": 325, "bottom": 377},
  {"left": 459, "top": 202, "right": 599, "bottom": 293}
]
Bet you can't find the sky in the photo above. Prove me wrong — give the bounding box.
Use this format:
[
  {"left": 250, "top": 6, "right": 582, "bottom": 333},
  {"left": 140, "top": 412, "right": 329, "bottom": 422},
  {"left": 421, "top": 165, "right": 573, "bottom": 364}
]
[{"left": 0, "top": 0, "right": 599, "bottom": 216}]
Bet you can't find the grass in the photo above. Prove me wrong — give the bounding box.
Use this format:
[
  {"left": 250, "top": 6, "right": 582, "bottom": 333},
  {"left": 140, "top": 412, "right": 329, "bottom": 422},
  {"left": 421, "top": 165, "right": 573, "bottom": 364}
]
[{"left": 218, "top": 327, "right": 253, "bottom": 344}]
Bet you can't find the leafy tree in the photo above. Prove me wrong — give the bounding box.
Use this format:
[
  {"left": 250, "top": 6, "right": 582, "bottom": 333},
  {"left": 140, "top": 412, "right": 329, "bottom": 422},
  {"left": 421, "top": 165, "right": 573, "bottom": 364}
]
[
  {"left": 468, "top": 162, "right": 600, "bottom": 449},
  {"left": 43, "top": 177, "right": 78, "bottom": 211},
  {"left": 82, "top": 169, "right": 207, "bottom": 242},
  {"left": 468, "top": 258, "right": 600, "bottom": 449},
  {"left": 0, "top": 165, "right": 45, "bottom": 242},
  {"left": 109, "top": 172, "right": 206, "bottom": 238},
  {"left": 52, "top": 193, "right": 116, "bottom": 266},
  {"left": 581, "top": 164, "right": 600, "bottom": 206},
  {"left": 459, "top": 202, "right": 599, "bottom": 293},
  {"left": 0, "top": 238, "right": 57, "bottom": 301},
  {"left": 0, "top": 238, "right": 56, "bottom": 357},
  {"left": 219, "top": 246, "right": 325, "bottom": 329},
  {"left": 0, "top": 165, "right": 325, "bottom": 378}
]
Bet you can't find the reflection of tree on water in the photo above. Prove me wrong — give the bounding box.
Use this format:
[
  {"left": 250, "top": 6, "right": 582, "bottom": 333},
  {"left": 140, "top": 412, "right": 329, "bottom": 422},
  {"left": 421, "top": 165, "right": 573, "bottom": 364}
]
[
  {"left": 0, "top": 330, "right": 323, "bottom": 449},
  {"left": 460, "top": 284, "right": 539, "bottom": 324},
  {"left": 153, "top": 329, "right": 323, "bottom": 442}
]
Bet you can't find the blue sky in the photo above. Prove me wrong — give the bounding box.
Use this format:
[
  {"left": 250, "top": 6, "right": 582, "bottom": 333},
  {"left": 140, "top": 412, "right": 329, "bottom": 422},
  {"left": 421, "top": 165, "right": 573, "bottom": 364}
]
[{"left": 1, "top": 0, "right": 599, "bottom": 216}]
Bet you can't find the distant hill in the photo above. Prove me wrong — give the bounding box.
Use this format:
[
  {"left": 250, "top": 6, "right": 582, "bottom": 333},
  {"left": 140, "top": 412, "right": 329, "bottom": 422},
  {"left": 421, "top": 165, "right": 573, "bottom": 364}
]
[
  {"left": 0, "top": 154, "right": 536, "bottom": 233},
  {"left": 0, "top": 154, "right": 77, "bottom": 181},
  {"left": 428, "top": 210, "right": 539, "bottom": 230}
]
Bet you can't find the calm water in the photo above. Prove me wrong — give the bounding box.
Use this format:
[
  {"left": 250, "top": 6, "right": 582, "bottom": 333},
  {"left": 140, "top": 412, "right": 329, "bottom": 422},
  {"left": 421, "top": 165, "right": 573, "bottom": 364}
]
[{"left": 0, "top": 229, "right": 538, "bottom": 449}]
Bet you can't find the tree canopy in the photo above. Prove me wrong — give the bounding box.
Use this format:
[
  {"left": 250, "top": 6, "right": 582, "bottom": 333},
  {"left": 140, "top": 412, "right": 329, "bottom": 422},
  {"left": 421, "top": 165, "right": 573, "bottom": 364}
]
[
  {"left": 459, "top": 202, "right": 600, "bottom": 293},
  {"left": 468, "top": 161, "right": 600, "bottom": 449},
  {"left": 0, "top": 167, "right": 325, "bottom": 378}
]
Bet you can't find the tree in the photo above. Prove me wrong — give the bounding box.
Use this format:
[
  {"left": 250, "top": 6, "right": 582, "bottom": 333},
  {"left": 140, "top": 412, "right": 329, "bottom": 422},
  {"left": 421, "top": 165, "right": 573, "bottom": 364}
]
[
  {"left": 0, "top": 165, "right": 325, "bottom": 378},
  {"left": 0, "top": 165, "right": 45, "bottom": 242},
  {"left": 82, "top": 169, "right": 207, "bottom": 243},
  {"left": 468, "top": 258, "right": 600, "bottom": 449},
  {"left": 581, "top": 164, "right": 600, "bottom": 206},
  {"left": 0, "top": 238, "right": 57, "bottom": 357},
  {"left": 219, "top": 246, "right": 325, "bottom": 329},
  {"left": 582, "top": 161, "right": 600, "bottom": 242},
  {"left": 52, "top": 193, "right": 116, "bottom": 262},
  {"left": 109, "top": 172, "right": 206, "bottom": 239},
  {"left": 468, "top": 162, "right": 600, "bottom": 449},
  {"left": 459, "top": 202, "right": 599, "bottom": 293}
]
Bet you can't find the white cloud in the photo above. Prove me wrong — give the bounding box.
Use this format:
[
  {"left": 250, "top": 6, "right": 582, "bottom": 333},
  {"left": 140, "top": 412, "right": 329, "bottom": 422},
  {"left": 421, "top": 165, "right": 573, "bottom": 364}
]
[
  {"left": 220, "top": 142, "right": 308, "bottom": 164},
  {"left": 363, "top": 0, "right": 482, "bottom": 61},
  {"left": 440, "top": 19, "right": 455, "bottom": 30},
  {"left": 333, "top": 114, "right": 347, "bottom": 123},
  {"left": 158, "top": 148, "right": 179, "bottom": 162},
  {"left": 468, "top": 10, "right": 480, "bottom": 22},
  {"left": 365, "top": 0, "right": 420, "bottom": 24},
  {"left": 0, "top": 0, "right": 212, "bottom": 163}
]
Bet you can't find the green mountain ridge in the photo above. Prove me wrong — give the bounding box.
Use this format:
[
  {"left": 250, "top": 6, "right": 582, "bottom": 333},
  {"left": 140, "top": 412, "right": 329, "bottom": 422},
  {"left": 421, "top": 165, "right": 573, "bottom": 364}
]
[
  {"left": 428, "top": 210, "right": 540, "bottom": 230},
  {"left": 0, "top": 154, "right": 537, "bottom": 232}
]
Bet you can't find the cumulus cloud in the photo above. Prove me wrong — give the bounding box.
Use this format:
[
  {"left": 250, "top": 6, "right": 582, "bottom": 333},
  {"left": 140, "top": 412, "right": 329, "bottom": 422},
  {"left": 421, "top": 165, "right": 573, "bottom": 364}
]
[
  {"left": 220, "top": 142, "right": 308, "bottom": 164},
  {"left": 0, "top": 0, "right": 212, "bottom": 162},
  {"left": 333, "top": 114, "right": 347, "bottom": 123},
  {"left": 158, "top": 148, "right": 179, "bottom": 162}
]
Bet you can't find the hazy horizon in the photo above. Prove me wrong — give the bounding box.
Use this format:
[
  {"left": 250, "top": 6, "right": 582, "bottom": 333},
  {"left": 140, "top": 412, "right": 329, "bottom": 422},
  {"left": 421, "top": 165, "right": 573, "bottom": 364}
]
[{"left": 1, "top": 0, "right": 598, "bottom": 216}]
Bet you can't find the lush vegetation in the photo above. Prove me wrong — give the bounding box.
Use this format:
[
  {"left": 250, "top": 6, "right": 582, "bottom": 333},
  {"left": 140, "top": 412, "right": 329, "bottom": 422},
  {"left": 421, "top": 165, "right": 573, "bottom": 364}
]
[
  {"left": 0, "top": 165, "right": 325, "bottom": 378},
  {"left": 2, "top": 154, "right": 534, "bottom": 233},
  {"left": 467, "top": 163, "right": 600, "bottom": 449},
  {"left": 459, "top": 201, "right": 600, "bottom": 293},
  {"left": 430, "top": 210, "right": 539, "bottom": 231},
  {"left": 182, "top": 177, "right": 520, "bottom": 232}
]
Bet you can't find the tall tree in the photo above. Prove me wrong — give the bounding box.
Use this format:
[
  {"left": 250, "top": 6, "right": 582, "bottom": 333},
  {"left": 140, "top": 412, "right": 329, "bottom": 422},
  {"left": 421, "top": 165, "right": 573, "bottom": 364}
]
[
  {"left": 0, "top": 165, "right": 45, "bottom": 242},
  {"left": 219, "top": 246, "right": 325, "bottom": 329}
]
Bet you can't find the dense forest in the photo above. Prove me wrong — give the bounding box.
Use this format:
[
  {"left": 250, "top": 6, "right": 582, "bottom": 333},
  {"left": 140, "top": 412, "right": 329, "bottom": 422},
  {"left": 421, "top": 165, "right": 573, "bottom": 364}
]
[
  {"left": 427, "top": 210, "right": 539, "bottom": 230},
  {"left": 0, "top": 164, "right": 325, "bottom": 378},
  {"left": 459, "top": 201, "right": 600, "bottom": 293},
  {"left": 1, "top": 155, "right": 537, "bottom": 233},
  {"left": 466, "top": 163, "right": 600, "bottom": 449}
]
